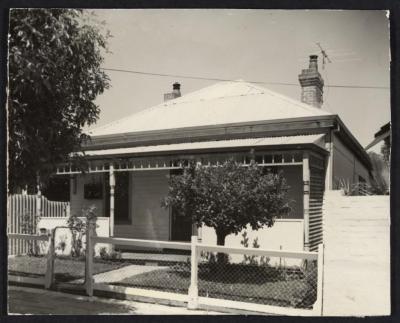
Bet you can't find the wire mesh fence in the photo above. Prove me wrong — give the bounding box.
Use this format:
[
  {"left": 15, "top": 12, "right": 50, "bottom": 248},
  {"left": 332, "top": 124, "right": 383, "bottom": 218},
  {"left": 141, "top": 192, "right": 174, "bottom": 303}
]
[
  {"left": 50, "top": 226, "right": 87, "bottom": 285},
  {"left": 197, "top": 251, "right": 318, "bottom": 309},
  {"left": 68, "top": 228, "right": 324, "bottom": 315},
  {"left": 90, "top": 238, "right": 192, "bottom": 296},
  {"left": 8, "top": 234, "right": 50, "bottom": 287}
]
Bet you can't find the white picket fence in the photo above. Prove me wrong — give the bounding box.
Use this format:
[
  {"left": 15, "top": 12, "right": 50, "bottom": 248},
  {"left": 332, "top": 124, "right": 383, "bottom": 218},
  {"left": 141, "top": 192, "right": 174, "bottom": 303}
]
[{"left": 7, "top": 194, "right": 70, "bottom": 255}]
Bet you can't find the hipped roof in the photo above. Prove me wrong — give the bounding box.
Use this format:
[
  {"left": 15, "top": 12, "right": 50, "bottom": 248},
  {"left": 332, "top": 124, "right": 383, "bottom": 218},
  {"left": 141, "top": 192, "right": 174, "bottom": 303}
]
[{"left": 89, "top": 80, "right": 333, "bottom": 137}]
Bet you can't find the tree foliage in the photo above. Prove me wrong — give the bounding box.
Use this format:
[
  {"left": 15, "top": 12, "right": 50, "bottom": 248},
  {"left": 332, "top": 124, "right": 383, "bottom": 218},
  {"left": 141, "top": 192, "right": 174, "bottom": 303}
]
[
  {"left": 8, "top": 9, "right": 110, "bottom": 192},
  {"left": 381, "top": 136, "right": 391, "bottom": 167},
  {"left": 368, "top": 151, "right": 390, "bottom": 194},
  {"left": 162, "top": 160, "right": 290, "bottom": 246}
]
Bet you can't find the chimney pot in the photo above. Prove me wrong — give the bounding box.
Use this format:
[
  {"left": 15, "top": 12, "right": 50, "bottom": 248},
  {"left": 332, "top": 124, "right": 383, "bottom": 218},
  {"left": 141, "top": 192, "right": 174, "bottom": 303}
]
[
  {"left": 309, "top": 55, "right": 318, "bottom": 71},
  {"left": 164, "top": 82, "right": 182, "bottom": 102}
]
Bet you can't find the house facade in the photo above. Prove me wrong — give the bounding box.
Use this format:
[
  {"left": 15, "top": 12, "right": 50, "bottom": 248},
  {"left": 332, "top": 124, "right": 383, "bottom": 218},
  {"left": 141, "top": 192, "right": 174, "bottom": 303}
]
[{"left": 56, "top": 55, "right": 372, "bottom": 252}]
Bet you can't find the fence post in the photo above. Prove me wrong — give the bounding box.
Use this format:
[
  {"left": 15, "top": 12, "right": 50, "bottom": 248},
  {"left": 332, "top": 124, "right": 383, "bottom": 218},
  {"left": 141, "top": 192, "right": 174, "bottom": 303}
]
[
  {"left": 65, "top": 204, "right": 70, "bottom": 217},
  {"left": 188, "top": 235, "right": 199, "bottom": 310},
  {"left": 44, "top": 229, "right": 55, "bottom": 289},
  {"left": 85, "top": 217, "right": 96, "bottom": 297},
  {"left": 36, "top": 191, "right": 42, "bottom": 225},
  {"left": 314, "top": 243, "right": 325, "bottom": 316}
]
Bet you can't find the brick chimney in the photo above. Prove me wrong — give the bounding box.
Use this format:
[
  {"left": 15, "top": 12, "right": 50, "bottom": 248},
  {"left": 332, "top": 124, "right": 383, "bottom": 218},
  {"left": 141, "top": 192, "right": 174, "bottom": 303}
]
[
  {"left": 164, "top": 82, "right": 181, "bottom": 102},
  {"left": 298, "top": 55, "right": 324, "bottom": 108}
]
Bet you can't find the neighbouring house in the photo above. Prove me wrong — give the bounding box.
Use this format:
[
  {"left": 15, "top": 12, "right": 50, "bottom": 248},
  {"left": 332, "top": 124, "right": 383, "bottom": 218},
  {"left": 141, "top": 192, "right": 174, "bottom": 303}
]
[
  {"left": 55, "top": 55, "right": 372, "bottom": 252},
  {"left": 365, "top": 122, "right": 391, "bottom": 192},
  {"left": 365, "top": 122, "right": 391, "bottom": 152}
]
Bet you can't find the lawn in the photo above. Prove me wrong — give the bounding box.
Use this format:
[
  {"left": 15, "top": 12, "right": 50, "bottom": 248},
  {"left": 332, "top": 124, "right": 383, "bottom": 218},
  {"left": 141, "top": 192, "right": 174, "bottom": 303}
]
[
  {"left": 8, "top": 256, "right": 129, "bottom": 282},
  {"left": 112, "top": 263, "right": 316, "bottom": 308},
  {"left": 9, "top": 256, "right": 316, "bottom": 308}
]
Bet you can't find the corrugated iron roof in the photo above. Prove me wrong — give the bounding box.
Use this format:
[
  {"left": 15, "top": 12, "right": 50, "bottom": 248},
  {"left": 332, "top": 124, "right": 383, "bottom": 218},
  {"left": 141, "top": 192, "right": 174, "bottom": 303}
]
[
  {"left": 82, "top": 134, "right": 326, "bottom": 157},
  {"left": 88, "top": 81, "right": 333, "bottom": 137}
]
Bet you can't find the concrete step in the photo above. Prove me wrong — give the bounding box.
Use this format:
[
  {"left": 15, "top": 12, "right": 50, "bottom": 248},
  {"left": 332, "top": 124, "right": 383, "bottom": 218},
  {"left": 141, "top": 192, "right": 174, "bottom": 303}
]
[
  {"left": 324, "top": 228, "right": 388, "bottom": 234},
  {"left": 325, "top": 218, "right": 389, "bottom": 223},
  {"left": 324, "top": 234, "right": 388, "bottom": 240},
  {"left": 326, "top": 218, "right": 389, "bottom": 224}
]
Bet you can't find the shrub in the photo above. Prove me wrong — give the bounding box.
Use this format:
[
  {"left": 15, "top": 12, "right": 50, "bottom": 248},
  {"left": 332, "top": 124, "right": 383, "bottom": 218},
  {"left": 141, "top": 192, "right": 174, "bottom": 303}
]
[
  {"left": 290, "top": 260, "right": 318, "bottom": 308},
  {"left": 20, "top": 210, "right": 41, "bottom": 256},
  {"left": 67, "top": 205, "right": 97, "bottom": 258},
  {"left": 56, "top": 234, "right": 67, "bottom": 254},
  {"left": 99, "top": 247, "right": 122, "bottom": 261},
  {"left": 240, "top": 231, "right": 270, "bottom": 266},
  {"left": 99, "top": 247, "right": 108, "bottom": 260}
]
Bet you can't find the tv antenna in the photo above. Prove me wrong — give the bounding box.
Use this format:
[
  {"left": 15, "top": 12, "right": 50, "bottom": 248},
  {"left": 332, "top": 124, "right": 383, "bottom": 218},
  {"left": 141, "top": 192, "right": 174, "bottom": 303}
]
[{"left": 316, "top": 42, "right": 332, "bottom": 69}]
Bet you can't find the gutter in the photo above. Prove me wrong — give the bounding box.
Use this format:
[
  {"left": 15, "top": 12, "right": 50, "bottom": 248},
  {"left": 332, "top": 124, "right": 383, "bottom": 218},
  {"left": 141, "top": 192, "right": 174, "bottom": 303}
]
[{"left": 83, "top": 115, "right": 336, "bottom": 151}]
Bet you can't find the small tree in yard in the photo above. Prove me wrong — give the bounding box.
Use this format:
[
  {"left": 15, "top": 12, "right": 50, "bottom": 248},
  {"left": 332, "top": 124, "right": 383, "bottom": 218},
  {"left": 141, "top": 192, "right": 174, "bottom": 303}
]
[
  {"left": 67, "top": 205, "right": 97, "bottom": 258},
  {"left": 162, "top": 159, "right": 290, "bottom": 259}
]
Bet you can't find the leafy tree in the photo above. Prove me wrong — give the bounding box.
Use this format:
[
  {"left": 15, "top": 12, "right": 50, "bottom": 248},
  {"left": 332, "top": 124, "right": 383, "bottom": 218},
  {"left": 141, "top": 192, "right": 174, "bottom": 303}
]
[
  {"left": 368, "top": 151, "right": 389, "bottom": 194},
  {"left": 8, "top": 9, "right": 110, "bottom": 193},
  {"left": 162, "top": 160, "right": 290, "bottom": 248},
  {"left": 381, "top": 136, "right": 391, "bottom": 167}
]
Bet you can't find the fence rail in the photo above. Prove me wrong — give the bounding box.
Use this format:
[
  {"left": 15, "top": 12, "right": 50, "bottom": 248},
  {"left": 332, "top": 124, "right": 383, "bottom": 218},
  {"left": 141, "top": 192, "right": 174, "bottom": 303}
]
[
  {"left": 93, "top": 236, "right": 191, "bottom": 250},
  {"left": 196, "top": 243, "right": 318, "bottom": 260},
  {"left": 8, "top": 233, "right": 49, "bottom": 241}
]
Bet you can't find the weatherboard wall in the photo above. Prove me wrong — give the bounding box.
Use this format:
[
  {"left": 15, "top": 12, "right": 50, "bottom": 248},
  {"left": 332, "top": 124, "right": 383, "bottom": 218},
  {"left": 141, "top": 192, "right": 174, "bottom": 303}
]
[
  {"left": 332, "top": 133, "right": 370, "bottom": 189},
  {"left": 114, "top": 170, "right": 171, "bottom": 242},
  {"left": 70, "top": 173, "right": 105, "bottom": 217}
]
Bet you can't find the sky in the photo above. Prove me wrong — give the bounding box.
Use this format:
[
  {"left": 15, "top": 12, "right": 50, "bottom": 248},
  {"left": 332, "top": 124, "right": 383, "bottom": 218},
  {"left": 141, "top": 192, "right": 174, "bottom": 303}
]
[{"left": 91, "top": 9, "right": 390, "bottom": 151}]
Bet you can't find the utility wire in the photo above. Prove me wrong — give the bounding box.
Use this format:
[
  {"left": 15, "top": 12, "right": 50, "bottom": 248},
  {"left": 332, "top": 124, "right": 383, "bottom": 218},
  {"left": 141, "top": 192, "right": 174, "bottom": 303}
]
[{"left": 101, "top": 67, "right": 390, "bottom": 90}]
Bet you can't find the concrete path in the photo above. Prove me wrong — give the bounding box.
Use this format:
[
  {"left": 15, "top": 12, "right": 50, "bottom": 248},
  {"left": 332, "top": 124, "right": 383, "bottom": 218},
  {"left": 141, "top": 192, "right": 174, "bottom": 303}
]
[
  {"left": 322, "top": 192, "right": 390, "bottom": 316},
  {"left": 93, "top": 264, "right": 167, "bottom": 283},
  {"left": 121, "top": 252, "right": 190, "bottom": 263},
  {"left": 71, "top": 264, "right": 167, "bottom": 284},
  {"left": 8, "top": 286, "right": 223, "bottom": 315}
]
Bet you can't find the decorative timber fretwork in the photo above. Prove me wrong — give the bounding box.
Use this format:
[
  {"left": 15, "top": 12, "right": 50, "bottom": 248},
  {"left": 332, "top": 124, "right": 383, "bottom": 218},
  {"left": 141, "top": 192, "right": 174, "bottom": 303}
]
[{"left": 55, "top": 150, "right": 305, "bottom": 175}]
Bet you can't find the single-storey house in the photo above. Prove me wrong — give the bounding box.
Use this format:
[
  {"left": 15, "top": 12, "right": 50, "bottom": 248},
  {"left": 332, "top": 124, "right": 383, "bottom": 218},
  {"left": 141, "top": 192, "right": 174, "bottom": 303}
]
[{"left": 56, "top": 55, "right": 372, "bottom": 252}]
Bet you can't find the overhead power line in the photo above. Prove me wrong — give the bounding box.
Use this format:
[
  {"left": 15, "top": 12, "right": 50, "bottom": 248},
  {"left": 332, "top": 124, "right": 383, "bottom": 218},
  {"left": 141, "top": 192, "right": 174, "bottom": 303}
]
[{"left": 101, "top": 67, "right": 390, "bottom": 90}]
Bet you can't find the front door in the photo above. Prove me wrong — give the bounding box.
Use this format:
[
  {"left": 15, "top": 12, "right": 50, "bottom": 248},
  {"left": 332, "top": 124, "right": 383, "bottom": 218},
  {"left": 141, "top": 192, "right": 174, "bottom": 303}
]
[
  {"left": 169, "top": 168, "right": 192, "bottom": 241},
  {"left": 171, "top": 211, "right": 192, "bottom": 242}
]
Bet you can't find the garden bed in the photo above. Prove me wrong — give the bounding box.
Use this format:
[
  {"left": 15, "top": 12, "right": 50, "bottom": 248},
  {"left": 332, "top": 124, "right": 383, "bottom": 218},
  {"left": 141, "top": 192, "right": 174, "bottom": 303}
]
[{"left": 111, "top": 262, "right": 316, "bottom": 308}]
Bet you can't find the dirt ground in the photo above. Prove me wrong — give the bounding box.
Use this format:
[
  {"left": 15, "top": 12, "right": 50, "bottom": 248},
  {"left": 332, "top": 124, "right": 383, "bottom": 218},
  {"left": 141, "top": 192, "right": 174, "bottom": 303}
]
[{"left": 8, "top": 286, "right": 223, "bottom": 315}]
